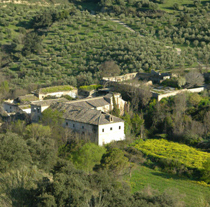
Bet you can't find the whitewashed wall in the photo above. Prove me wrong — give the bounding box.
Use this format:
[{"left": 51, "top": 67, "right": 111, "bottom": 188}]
[
  {"left": 21, "top": 108, "right": 31, "bottom": 114},
  {"left": 39, "top": 90, "right": 78, "bottom": 100},
  {"left": 98, "top": 122, "right": 125, "bottom": 146}
]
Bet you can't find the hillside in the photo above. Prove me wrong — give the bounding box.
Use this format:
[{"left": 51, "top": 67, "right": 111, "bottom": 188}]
[
  {"left": 0, "top": 1, "right": 209, "bottom": 91},
  {"left": 130, "top": 165, "right": 210, "bottom": 207}
]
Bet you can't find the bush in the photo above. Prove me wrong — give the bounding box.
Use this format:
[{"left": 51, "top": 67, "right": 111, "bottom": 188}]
[
  {"left": 133, "top": 139, "right": 210, "bottom": 170},
  {"left": 79, "top": 84, "right": 102, "bottom": 91}
]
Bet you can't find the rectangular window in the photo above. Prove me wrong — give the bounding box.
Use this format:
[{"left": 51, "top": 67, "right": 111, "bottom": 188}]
[
  {"left": 110, "top": 127, "right": 112, "bottom": 131},
  {"left": 73, "top": 124, "right": 75, "bottom": 128},
  {"left": 66, "top": 122, "right": 68, "bottom": 126},
  {"left": 102, "top": 129, "right": 104, "bottom": 132},
  {"left": 119, "top": 126, "right": 121, "bottom": 130},
  {"left": 82, "top": 126, "right": 84, "bottom": 129},
  {"left": 37, "top": 108, "right": 40, "bottom": 113}
]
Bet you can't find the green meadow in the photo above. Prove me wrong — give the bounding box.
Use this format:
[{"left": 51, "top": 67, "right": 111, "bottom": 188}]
[{"left": 130, "top": 166, "right": 210, "bottom": 207}]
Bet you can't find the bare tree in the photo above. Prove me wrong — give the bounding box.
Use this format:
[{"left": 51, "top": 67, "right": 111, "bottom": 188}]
[
  {"left": 126, "top": 80, "right": 152, "bottom": 111},
  {"left": 174, "top": 93, "right": 187, "bottom": 114},
  {"left": 185, "top": 71, "right": 204, "bottom": 88},
  {"left": 99, "top": 60, "right": 120, "bottom": 77},
  {"left": 204, "top": 111, "right": 210, "bottom": 135}
]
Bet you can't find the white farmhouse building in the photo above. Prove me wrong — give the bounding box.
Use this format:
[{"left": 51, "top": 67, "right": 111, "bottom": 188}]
[{"left": 50, "top": 102, "right": 125, "bottom": 145}]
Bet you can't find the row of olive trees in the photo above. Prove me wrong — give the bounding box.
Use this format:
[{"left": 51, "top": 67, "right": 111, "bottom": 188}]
[
  {"left": 122, "top": 4, "right": 210, "bottom": 47},
  {"left": 1, "top": 4, "right": 209, "bottom": 89}
]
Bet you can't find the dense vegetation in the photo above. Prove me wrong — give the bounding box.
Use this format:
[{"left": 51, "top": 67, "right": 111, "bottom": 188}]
[
  {"left": 0, "top": 0, "right": 210, "bottom": 93},
  {"left": 0, "top": 119, "right": 189, "bottom": 207},
  {"left": 144, "top": 91, "right": 210, "bottom": 145},
  {"left": 134, "top": 139, "right": 210, "bottom": 170}
]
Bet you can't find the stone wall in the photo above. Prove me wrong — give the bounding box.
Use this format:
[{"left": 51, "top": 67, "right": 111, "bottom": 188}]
[
  {"left": 102, "top": 72, "right": 138, "bottom": 83},
  {"left": 64, "top": 120, "right": 98, "bottom": 144},
  {"left": 38, "top": 89, "right": 78, "bottom": 100},
  {"left": 153, "top": 87, "right": 204, "bottom": 101}
]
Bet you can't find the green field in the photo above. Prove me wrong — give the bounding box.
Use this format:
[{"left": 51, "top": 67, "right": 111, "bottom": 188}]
[{"left": 130, "top": 166, "right": 210, "bottom": 207}]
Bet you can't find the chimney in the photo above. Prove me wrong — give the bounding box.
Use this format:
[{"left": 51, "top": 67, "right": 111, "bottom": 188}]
[{"left": 107, "top": 115, "right": 113, "bottom": 122}]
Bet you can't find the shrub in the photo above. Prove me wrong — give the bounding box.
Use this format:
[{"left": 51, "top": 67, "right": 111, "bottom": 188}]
[
  {"left": 133, "top": 139, "right": 210, "bottom": 170},
  {"left": 79, "top": 84, "right": 102, "bottom": 91}
]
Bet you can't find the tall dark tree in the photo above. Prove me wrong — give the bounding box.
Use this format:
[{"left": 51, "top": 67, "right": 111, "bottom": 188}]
[
  {"left": 111, "top": 94, "right": 120, "bottom": 117},
  {"left": 22, "top": 32, "right": 43, "bottom": 56},
  {"left": 31, "top": 12, "right": 53, "bottom": 29}
]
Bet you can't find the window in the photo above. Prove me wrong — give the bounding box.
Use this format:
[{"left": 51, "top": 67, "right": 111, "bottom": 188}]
[
  {"left": 82, "top": 126, "right": 84, "bottom": 129},
  {"left": 110, "top": 127, "right": 112, "bottom": 131},
  {"left": 119, "top": 126, "right": 121, "bottom": 130},
  {"left": 102, "top": 128, "right": 104, "bottom": 132},
  {"left": 73, "top": 124, "right": 75, "bottom": 128},
  {"left": 66, "top": 122, "right": 68, "bottom": 126},
  {"left": 37, "top": 108, "right": 40, "bottom": 113}
]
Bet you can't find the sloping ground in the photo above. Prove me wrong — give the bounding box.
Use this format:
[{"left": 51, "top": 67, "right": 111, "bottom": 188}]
[
  {"left": 130, "top": 166, "right": 210, "bottom": 207},
  {"left": 134, "top": 139, "right": 210, "bottom": 169}
]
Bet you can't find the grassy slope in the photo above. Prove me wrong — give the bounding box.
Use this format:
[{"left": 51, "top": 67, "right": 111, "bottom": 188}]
[
  {"left": 130, "top": 166, "right": 210, "bottom": 207},
  {"left": 2, "top": 4, "right": 183, "bottom": 88}
]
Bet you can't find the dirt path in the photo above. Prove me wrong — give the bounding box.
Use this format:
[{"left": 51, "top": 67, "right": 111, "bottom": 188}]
[
  {"left": 110, "top": 19, "right": 136, "bottom": 33},
  {"left": 0, "top": 0, "right": 60, "bottom": 6},
  {"left": 110, "top": 18, "right": 181, "bottom": 55}
]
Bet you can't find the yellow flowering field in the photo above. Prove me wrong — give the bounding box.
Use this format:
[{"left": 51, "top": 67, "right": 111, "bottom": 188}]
[{"left": 134, "top": 139, "right": 210, "bottom": 169}]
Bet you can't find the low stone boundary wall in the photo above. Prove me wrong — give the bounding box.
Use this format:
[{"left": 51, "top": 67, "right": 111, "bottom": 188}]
[
  {"left": 153, "top": 87, "right": 204, "bottom": 101},
  {"left": 102, "top": 72, "right": 138, "bottom": 83}
]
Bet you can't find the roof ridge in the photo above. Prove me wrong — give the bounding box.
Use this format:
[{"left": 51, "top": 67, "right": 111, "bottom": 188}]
[
  {"left": 66, "top": 95, "right": 109, "bottom": 104},
  {"left": 98, "top": 110, "right": 102, "bottom": 125},
  {"left": 85, "top": 101, "right": 96, "bottom": 108}
]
